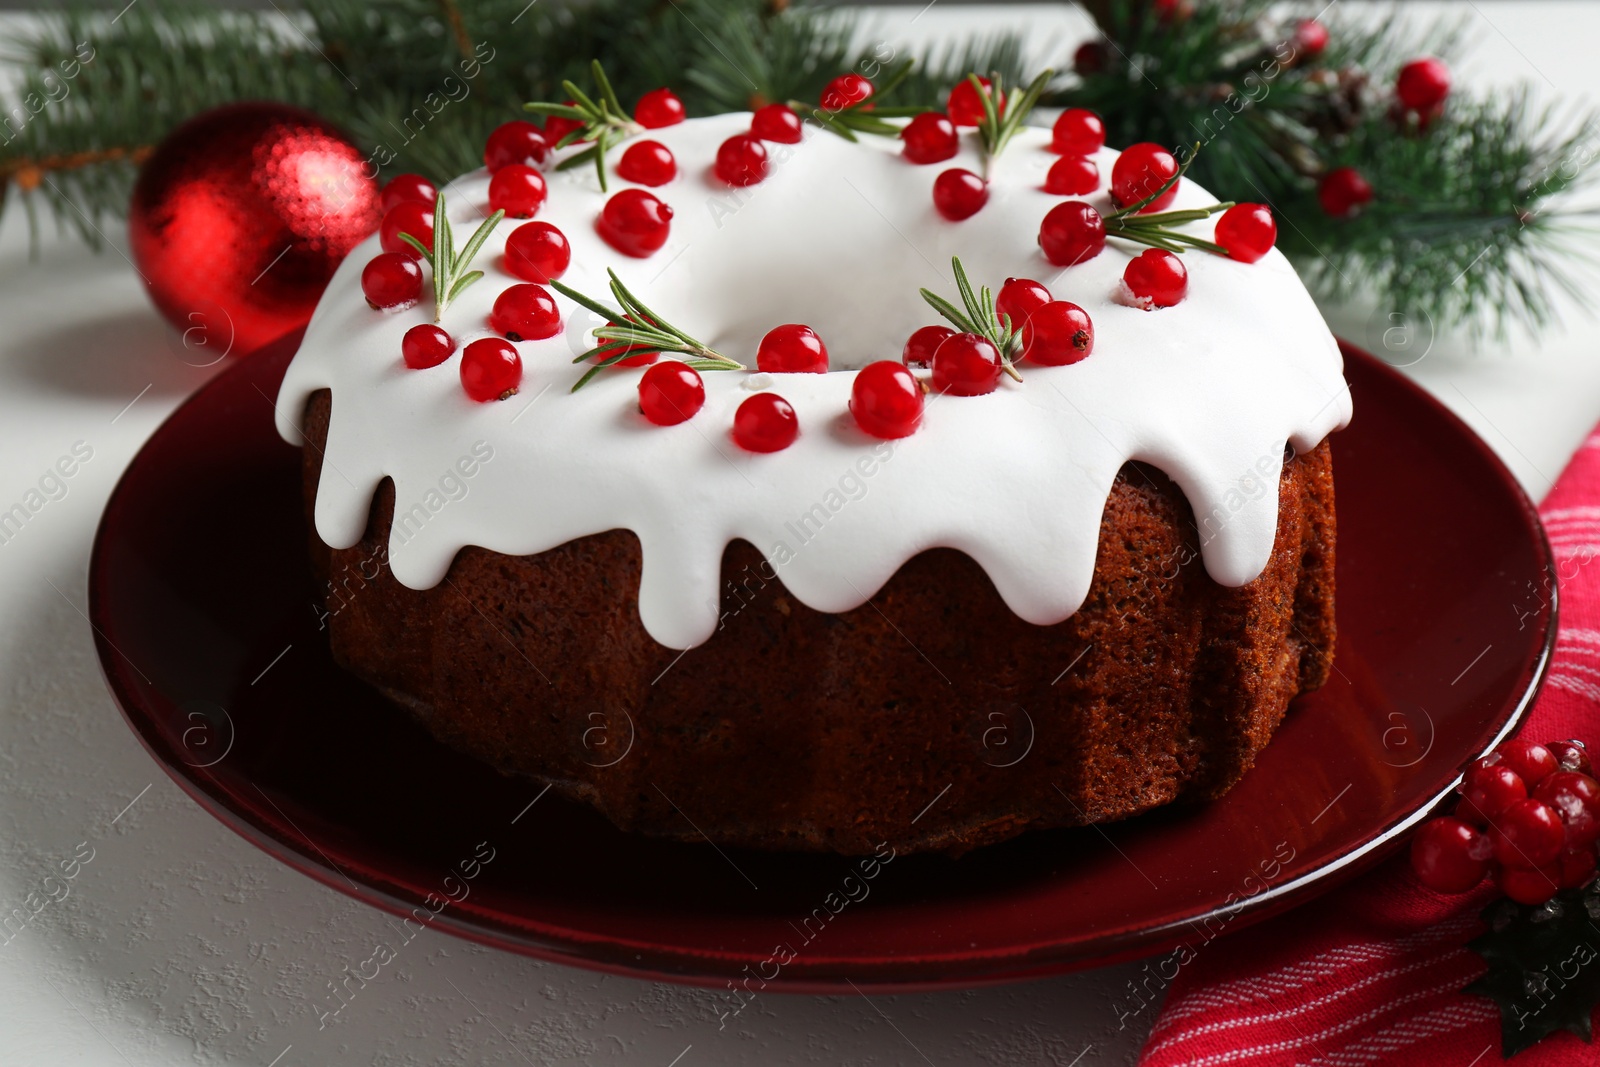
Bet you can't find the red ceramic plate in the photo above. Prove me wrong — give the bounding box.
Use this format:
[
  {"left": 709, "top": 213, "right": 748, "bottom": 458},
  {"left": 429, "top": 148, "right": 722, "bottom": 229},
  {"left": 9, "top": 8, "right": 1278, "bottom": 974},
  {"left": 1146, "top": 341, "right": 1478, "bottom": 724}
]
[{"left": 89, "top": 334, "right": 1553, "bottom": 992}]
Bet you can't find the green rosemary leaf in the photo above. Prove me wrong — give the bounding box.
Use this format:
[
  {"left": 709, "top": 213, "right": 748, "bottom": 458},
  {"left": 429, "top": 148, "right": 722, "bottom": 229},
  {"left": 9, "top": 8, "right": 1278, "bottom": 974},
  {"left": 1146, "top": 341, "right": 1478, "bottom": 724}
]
[
  {"left": 873, "top": 58, "right": 917, "bottom": 102},
  {"left": 523, "top": 103, "right": 589, "bottom": 121},
  {"left": 453, "top": 210, "right": 505, "bottom": 276},
  {"left": 398, "top": 233, "right": 433, "bottom": 266},
  {"left": 562, "top": 79, "right": 602, "bottom": 117},
  {"left": 591, "top": 59, "right": 628, "bottom": 121},
  {"left": 555, "top": 145, "right": 603, "bottom": 172},
  {"left": 919, "top": 289, "right": 978, "bottom": 335},
  {"left": 446, "top": 270, "right": 483, "bottom": 304},
  {"left": 549, "top": 278, "right": 621, "bottom": 324}
]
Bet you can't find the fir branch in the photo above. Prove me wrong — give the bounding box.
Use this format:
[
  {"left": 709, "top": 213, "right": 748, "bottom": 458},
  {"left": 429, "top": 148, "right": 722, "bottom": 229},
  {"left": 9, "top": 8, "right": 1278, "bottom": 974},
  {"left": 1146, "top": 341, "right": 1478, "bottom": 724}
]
[
  {"left": 920, "top": 256, "right": 1023, "bottom": 381},
  {"left": 397, "top": 195, "right": 502, "bottom": 322},
  {"left": 550, "top": 270, "right": 742, "bottom": 392}
]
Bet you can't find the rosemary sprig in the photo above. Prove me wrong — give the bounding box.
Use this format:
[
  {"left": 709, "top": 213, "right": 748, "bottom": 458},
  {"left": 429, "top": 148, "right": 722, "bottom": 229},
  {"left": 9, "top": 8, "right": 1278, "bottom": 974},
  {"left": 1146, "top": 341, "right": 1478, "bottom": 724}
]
[
  {"left": 788, "top": 59, "right": 931, "bottom": 143},
  {"left": 970, "top": 69, "right": 1054, "bottom": 178},
  {"left": 550, "top": 270, "right": 744, "bottom": 392},
  {"left": 1102, "top": 141, "right": 1233, "bottom": 254},
  {"left": 398, "top": 195, "right": 504, "bottom": 323},
  {"left": 919, "top": 256, "right": 1023, "bottom": 382},
  {"left": 523, "top": 60, "right": 642, "bottom": 193}
]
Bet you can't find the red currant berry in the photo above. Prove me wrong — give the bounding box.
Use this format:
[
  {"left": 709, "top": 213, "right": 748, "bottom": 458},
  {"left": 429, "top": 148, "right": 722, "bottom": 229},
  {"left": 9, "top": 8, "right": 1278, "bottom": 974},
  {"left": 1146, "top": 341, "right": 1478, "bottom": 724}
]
[
  {"left": 1051, "top": 108, "right": 1106, "bottom": 156},
  {"left": 821, "top": 73, "right": 873, "bottom": 112},
  {"left": 634, "top": 88, "right": 686, "bottom": 129},
  {"left": 616, "top": 140, "right": 677, "bottom": 186},
  {"left": 460, "top": 338, "right": 522, "bottom": 401},
  {"left": 488, "top": 165, "right": 547, "bottom": 218},
  {"left": 1457, "top": 764, "right": 1528, "bottom": 828},
  {"left": 1409, "top": 816, "right": 1491, "bottom": 894},
  {"left": 484, "top": 121, "right": 549, "bottom": 172},
  {"left": 489, "top": 283, "right": 561, "bottom": 341},
  {"left": 1496, "top": 740, "right": 1559, "bottom": 787},
  {"left": 380, "top": 201, "right": 434, "bottom": 258},
  {"left": 361, "top": 252, "right": 423, "bottom": 311},
  {"left": 638, "top": 361, "right": 704, "bottom": 425},
  {"left": 1561, "top": 847, "right": 1598, "bottom": 889},
  {"left": 757, "top": 324, "right": 828, "bottom": 373},
  {"left": 1123, "top": 248, "right": 1188, "bottom": 309},
  {"left": 1045, "top": 156, "right": 1099, "bottom": 196},
  {"left": 402, "top": 324, "right": 454, "bottom": 369},
  {"left": 751, "top": 103, "right": 804, "bottom": 144},
  {"left": 1548, "top": 739, "right": 1592, "bottom": 775},
  {"left": 1318, "top": 167, "right": 1374, "bottom": 218},
  {"left": 733, "top": 393, "right": 800, "bottom": 452},
  {"left": 1533, "top": 771, "right": 1600, "bottom": 847},
  {"left": 380, "top": 173, "right": 437, "bottom": 214},
  {"left": 1021, "top": 301, "right": 1095, "bottom": 366},
  {"left": 1039, "top": 201, "right": 1107, "bottom": 266},
  {"left": 851, "top": 361, "right": 924, "bottom": 439},
  {"left": 597, "top": 189, "right": 674, "bottom": 257},
  {"left": 1111, "top": 143, "right": 1180, "bottom": 212},
  {"left": 1215, "top": 203, "right": 1277, "bottom": 263},
  {"left": 715, "top": 134, "right": 769, "bottom": 187},
  {"left": 1497, "top": 861, "right": 1561, "bottom": 906},
  {"left": 1294, "top": 19, "right": 1329, "bottom": 58},
  {"left": 900, "top": 112, "right": 959, "bottom": 165},
  {"left": 1074, "top": 40, "right": 1108, "bottom": 76},
  {"left": 932, "top": 332, "right": 1002, "bottom": 396},
  {"left": 542, "top": 104, "right": 584, "bottom": 145},
  {"left": 933, "top": 168, "right": 988, "bottom": 221},
  {"left": 1397, "top": 57, "right": 1450, "bottom": 113},
  {"left": 903, "top": 325, "right": 953, "bottom": 368},
  {"left": 995, "top": 277, "right": 1052, "bottom": 331},
  {"left": 504, "top": 221, "right": 571, "bottom": 283},
  {"left": 946, "top": 76, "right": 991, "bottom": 127},
  {"left": 1490, "top": 798, "right": 1566, "bottom": 868}
]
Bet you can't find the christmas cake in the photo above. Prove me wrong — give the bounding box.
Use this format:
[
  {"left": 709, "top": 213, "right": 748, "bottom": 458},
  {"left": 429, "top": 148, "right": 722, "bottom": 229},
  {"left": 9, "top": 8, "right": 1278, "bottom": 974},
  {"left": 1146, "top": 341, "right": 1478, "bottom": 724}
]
[{"left": 275, "top": 75, "right": 1352, "bottom": 854}]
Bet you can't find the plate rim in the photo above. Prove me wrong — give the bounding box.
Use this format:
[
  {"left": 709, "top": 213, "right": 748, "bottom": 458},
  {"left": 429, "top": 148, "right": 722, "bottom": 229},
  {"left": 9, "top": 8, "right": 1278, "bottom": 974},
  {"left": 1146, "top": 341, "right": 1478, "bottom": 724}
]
[{"left": 87, "top": 334, "right": 1557, "bottom": 992}]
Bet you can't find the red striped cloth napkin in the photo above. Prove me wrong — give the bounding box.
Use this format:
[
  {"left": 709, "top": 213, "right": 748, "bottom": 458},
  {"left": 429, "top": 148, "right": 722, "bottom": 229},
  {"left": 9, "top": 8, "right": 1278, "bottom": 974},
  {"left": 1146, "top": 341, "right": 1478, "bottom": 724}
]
[{"left": 1139, "top": 429, "right": 1600, "bottom": 1066}]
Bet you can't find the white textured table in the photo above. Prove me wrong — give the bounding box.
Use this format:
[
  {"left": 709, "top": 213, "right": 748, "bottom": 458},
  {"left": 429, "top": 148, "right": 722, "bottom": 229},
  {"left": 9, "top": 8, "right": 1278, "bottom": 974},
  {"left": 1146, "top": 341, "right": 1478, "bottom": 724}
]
[{"left": 0, "top": 4, "right": 1595, "bottom": 1065}]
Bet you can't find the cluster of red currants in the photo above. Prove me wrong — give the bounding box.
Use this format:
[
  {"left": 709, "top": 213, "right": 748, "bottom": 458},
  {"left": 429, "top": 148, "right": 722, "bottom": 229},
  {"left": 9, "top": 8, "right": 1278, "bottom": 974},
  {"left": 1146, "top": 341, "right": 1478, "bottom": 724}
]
[
  {"left": 1410, "top": 737, "right": 1599, "bottom": 905},
  {"left": 903, "top": 276, "right": 1092, "bottom": 398}
]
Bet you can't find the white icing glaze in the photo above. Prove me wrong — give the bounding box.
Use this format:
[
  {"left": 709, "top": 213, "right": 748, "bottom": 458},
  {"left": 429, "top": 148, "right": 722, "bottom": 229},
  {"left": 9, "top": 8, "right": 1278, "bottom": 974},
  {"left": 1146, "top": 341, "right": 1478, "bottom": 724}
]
[{"left": 275, "top": 113, "right": 1352, "bottom": 650}]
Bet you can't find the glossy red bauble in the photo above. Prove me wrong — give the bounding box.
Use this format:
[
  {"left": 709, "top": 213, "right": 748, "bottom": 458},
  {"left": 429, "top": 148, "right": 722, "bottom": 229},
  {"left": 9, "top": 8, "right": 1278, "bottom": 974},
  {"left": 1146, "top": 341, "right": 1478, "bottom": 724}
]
[
  {"left": 616, "top": 140, "right": 677, "bottom": 186},
  {"left": 947, "top": 76, "right": 991, "bottom": 127},
  {"left": 489, "top": 283, "right": 561, "bottom": 341},
  {"left": 1318, "top": 167, "right": 1374, "bottom": 218},
  {"left": 751, "top": 103, "right": 804, "bottom": 144},
  {"left": 756, "top": 324, "right": 829, "bottom": 373},
  {"left": 715, "top": 134, "right": 769, "bottom": 187},
  {"left": 380, "top": 200, "right": 435, "bottom": 258},
  {"left": 484, "top": 121, "right": 549, "bottom": 172},
  {"left": 1397, "top": 57, "right": 1451, "bottom": 113},
  {"left": 851, "top": 361, "right": 924, "bottom": 439},
  {"left": 638, "top": 361, "right": 705, "bottom": 425},
  {"left": 1123, "top": 248, "right": 1188, "bottom": 308},
  {"left": 733, "top": 393, "right": 800, "bottom": 452},
  {"left": 900, "top": 112, "right": 959, "bottom": 165},
  {"left": 380, "top": 173, "right": 437, "bottom": 213},
  {"left": 460, "top": 337, "right": 522, "bottom": 401},
  {"left": 488, "top": 165, "right": 548, "bottom": 218},
  {"left": 361, "top": 252, "right": 423, "bottom": 310},
  {"left": 1021, "top": 301, "right": 1095, "bottom": 366},
  {"left": 597, "top": 189, "right": 674, "bottom": 257},
  {"left": 1045, "top": 156, "right": 1099, "bottom": 196},
  {"left": 1051, "top": 108, "right": 1106, "bottom": 156},
  {"left": 401, "top": 324, "right": 454, "bottom": 369},
  {"left": 634, "top": 88, "right": 686, "bottom": 129},
  {"left": 1409, "top": 817, "right": 1491, "bottom": 894},
  {"left": 931, "top": 332, "right": 1002, "bottom": 396},
  {"left": 902, "top": 325, "right": 953, "bottom": 368},
  {"left": 933, "top": 168, "right": 988, "bottom": 221},
  {"left": 1215, "top": 203, "right": 1277, "bottom": 263},
  {"left": 821, "top": 73, "right": 873, "bottom": 112},
  {"left": 1488, "top": 798, "right": 1566, "bottom": 868},
  {"left": 1111, "top": 142, "right": 1180, "bottom": 212},
  {"left": 995, "top": 277, "right": 1052, "bottom": 331},
  {"left": 504, "top": 221, "right": 572, "bottom": 283},
  {"left": 1039, "top": 201, "right": 1106, "bottom": 266},
  {"left": 1457, "top": 764, "right": 1528, "bottom": 828}
]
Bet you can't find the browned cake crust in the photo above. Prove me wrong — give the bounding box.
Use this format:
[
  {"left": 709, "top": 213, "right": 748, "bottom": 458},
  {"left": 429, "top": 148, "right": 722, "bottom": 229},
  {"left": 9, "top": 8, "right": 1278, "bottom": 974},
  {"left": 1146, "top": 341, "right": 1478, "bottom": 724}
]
[{"left": 302, "top": 389, "right": 1336, "bottom": 855}]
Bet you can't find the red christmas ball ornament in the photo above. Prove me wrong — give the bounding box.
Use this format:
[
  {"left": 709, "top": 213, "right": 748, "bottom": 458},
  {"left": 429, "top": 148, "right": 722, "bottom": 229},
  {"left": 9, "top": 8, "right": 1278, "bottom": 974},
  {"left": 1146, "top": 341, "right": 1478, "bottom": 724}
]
[
  {"left": 900, "top": 112, "right": 959, "bottom": 165},
  {"left": 129, "top": 102, "right": 381, "bottom": 357},
  {"left": 1215, "top": 203, "right": 1277, "bottom": 263},
  {"left": 1111, "top": 142, "right": 1180, "bottom": 212},
  {"left": 947, "top": 76, "right": 991, "bottom": 127},
  {"left": 751, "top": 103, "right": 804, "bottom": 144},
  {"left": 616, "top": 140, "right": 677, "bottom": 186},
  {"left": 635, "top": 88, "right": 686, "bottom": 129},
  {"left": 1051, "top": 109, "right": 1106, "bottom": 156},
  {"left": 483, "top": 121, "right": 549, "bottom": 172},
  {"left": 597, "top": 189, "right": 674, "bottom": 257},
  {"left": 1045, "top": 156, "right": 1099, "bottom": 196},
  {"left": 1318, "top": 167, "right": 1374, "bottom": 218},
  {"left": 1397, "top": 57, "right": 1451, "bottom": 113}
]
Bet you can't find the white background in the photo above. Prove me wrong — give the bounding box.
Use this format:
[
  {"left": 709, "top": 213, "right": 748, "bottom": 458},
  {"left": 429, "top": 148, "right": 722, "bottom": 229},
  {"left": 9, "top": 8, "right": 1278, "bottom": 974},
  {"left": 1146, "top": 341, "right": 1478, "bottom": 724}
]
[{"left": 0, "top": 3, "right": 1596, "bottom": 1065}]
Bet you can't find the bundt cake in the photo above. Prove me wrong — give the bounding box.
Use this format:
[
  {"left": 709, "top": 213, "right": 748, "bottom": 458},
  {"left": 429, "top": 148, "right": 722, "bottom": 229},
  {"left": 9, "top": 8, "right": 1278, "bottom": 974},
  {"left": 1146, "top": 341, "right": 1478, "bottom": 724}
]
[{"left": 275, "top": 86, "right": 1352, "bottom": 855}]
